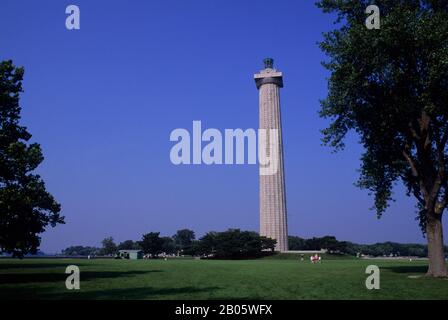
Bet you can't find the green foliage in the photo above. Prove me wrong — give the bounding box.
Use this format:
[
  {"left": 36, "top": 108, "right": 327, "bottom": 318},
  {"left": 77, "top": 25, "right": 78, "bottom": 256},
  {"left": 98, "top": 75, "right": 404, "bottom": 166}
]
[
  {"left": 288, "top": 235, "right": 447, "bottom": 257},
  {"left": 100, "top": 236, "right": 117, "bottom": 255},
  {"left": 288, "top": 236, "right": 306, "bottom": 250},
  {"left": 61, "top": 246, "right": 100, "bottom": 256},
  {"left": 289, "top": 235, "right": 348, "bottom": 252},
  {"left": 317, "top": 0, "right": 448, "bottom": 226},
  {"left": 260, "top": 236, "right": 277, "bottom": 252},
  {"left": 173, "top": 229, "right": 196, "bottom": 253},
  {"left": 117, "top": 240, "right": 141, "bottom": 251},
  {"left": 198, "top": 229, "right": 276, "bottom": 259},
  {"left": 353, "top": 241, "right": 448, "bottom": 257},
  {"left": 141, "top": 232, "right": 164, "bottom": 256},
  {"left": 0, "top": 60, "right": 63, "bottom": 258},
  {"left": 160, "top": 236, "right": 176, "bottom": 254}
]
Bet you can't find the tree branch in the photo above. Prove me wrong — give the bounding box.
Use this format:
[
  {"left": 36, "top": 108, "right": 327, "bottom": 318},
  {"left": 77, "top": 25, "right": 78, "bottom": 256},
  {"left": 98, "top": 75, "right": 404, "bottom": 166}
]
[
  {"left": 402, "top": 149, "right": 419, "bottom": 177},
  {"left": 435, "top": 191, "right": 448, "bottom": 215},
  {"left": 402, "top": 149, "right": 430, "bottom": 203},
  {"left": 431, "top": 123, "right": 448, "bottom": 212},
  {"left": 412, "top": 188, "right": 426, "bottom": 206}
]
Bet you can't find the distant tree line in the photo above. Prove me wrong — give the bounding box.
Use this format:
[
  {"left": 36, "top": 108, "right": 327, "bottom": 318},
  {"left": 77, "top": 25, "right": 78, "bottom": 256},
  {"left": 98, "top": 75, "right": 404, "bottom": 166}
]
[
  {"left": 61, "top": 246, "right": 101, "bottom": 256},
  {"left": 61, "top": 229, "right": 276, "bottom": 259},
  {"left": 190, "top": 229, "right": 276, "bottom": 259},
  {"left": 61, "top": 232, "right": 447, "bottom": 259},
  {"left": 288, "top": 236, "right": 448, "bottom": 258}
]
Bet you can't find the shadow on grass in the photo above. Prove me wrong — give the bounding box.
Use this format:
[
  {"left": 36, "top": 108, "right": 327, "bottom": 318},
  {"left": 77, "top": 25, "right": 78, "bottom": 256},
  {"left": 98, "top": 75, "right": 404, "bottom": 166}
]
[
  {"left": 0, "top": 263, "right": 84, "bottom": 270},
  {"left": 60, "top": 286, "right": 222, "bottom": 300},
  {"left": 383, "top": 265, "right": 428, "bottom": 274},
  {"left": 0, "top": 270, "right": 161, "bottom": 284},
  {"left": 0, "top": 285, "right": 221, "bottom": 300}
]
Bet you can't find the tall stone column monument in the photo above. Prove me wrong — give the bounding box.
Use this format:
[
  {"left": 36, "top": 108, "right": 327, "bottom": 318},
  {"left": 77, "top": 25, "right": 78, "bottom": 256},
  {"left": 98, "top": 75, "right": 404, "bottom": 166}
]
[{"left": 254, "top": 58, "right": 288, "bottom": 252}]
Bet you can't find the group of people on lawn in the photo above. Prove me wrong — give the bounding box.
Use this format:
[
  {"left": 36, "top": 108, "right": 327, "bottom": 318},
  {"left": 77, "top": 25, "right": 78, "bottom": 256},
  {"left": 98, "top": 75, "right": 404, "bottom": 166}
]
[
  {"left": 310, "top": 254, "right": 322, "bottom": 264},
  {"left": 299, "top": 253, "right": 322, "bottom": 263}
]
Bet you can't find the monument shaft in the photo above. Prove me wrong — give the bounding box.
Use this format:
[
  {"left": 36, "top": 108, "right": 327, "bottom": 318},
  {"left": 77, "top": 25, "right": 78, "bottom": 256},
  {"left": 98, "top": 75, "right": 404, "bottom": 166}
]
[{"left": 255, "top": 59, "right": 288, "bottom": 252}]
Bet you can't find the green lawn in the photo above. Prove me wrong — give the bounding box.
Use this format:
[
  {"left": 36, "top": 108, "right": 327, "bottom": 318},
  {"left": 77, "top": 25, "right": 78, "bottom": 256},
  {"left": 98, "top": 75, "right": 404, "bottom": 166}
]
[{"left": 0, "top": 257, "right": 447, "bottom": 299}]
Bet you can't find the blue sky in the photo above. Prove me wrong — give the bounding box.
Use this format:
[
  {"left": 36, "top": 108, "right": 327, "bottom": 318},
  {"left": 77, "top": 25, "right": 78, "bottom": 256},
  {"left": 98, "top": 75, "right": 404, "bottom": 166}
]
[{"left": 1, "top": 0, "right": 444, "bottom": 253}]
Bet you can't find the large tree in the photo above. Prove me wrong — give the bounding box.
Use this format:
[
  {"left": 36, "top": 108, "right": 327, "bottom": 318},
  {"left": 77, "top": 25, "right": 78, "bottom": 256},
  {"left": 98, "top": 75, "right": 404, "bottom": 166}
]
[
  {"left": 100, "top": 236, "right": 117, "bottom": 255},
  {"left": 198, "top": 229, "right": 275, "bottom": 259},
  {"left": 141, "top": 232, "right": 164, "bottom": 257},
  {"left": 0, "top": 60, "right": 63, "bottom": 258},
  {"left": 160, "top": 236, "right": 176, "bottom": 255},
  {"left": 317, "top": 0, "right": 448, "bottom": 276},
  {"left": 173, "top": 229, "right": 195, "bottom": 250},
  {"left": 117, "top": 240, "right": 141, "bottom": 250}
]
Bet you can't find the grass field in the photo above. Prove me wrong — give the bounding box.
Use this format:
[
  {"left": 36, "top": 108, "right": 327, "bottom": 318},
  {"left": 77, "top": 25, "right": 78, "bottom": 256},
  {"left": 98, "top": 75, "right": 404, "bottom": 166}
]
[{"left": 0, "top": 256, "right": 447, "bottom": 299}]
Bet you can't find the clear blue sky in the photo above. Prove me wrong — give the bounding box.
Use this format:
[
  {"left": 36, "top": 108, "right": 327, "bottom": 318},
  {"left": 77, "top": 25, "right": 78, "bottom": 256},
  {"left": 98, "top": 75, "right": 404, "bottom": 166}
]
[{"left": 1, "top": 0, "right": 445, "bottom": 253}]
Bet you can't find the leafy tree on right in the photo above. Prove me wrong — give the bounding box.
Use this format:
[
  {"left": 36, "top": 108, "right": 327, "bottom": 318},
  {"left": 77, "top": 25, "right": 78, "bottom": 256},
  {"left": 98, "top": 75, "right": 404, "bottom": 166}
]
[{"left": 317, "top": 0, "right": 448, "bottom": 277}]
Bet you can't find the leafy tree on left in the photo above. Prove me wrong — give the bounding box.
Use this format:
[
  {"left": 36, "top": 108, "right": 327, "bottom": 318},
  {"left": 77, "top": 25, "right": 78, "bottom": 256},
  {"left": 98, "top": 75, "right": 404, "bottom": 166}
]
[{"left": 0, "top": 60, "right": 63, "bottom": 258}]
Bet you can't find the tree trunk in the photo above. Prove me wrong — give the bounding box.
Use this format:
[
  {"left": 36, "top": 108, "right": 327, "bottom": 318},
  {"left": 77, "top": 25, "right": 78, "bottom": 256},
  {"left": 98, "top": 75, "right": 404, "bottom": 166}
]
[{"left": 426, "top": 213, "right": 447, "bottom": 277}]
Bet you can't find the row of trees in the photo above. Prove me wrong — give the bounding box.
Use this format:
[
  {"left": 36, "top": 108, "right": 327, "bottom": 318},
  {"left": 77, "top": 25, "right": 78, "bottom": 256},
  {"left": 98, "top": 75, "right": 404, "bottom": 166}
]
[
  {"left": 61, "top": 246, "right": 102, "bottom": 256},
  {"left": 62, "top": 229, "right": 197, "bottom": 256},
  {"left": 62, "top": 229, "right": 276, "bottom": 259},
  {"left": 191, "top": 229, "right": 276, "bottom": 259},
  {"left": 289, "top": 236, "right": 448, "bottom": 258},
  {"left": 62, "top": 231, "right": 448, "bottom": 259},
  {"left": 289, "top": 236, "right": 346, "bottom": 252}
]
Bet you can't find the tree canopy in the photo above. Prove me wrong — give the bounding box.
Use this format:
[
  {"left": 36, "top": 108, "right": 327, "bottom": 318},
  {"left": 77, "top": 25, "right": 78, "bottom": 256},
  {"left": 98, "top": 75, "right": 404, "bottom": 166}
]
[
  {"left": 198, "top": 229, "right": 276, "bottom": 259},
  {"left": 173, "top": 228, "right": 195, "bottom": 252},
  {"left": 117, "top": 240, "right": 141, "bottom": 251},
  {"left": 141, "top": 232, "right": 164, "bottom": 256},
  {"left": 0, "top": 60, "right": 63, "bottom": 258},
  {"left": 101, "top": 236, "right": 117, "bottom": 255},
  {"left": 317, "top": 0, "right": 448, "bottom": 276}
]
